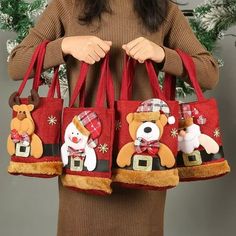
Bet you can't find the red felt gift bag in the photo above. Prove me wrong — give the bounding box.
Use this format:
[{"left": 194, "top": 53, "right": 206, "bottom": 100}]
[
  {"left": 112, "top": 56, "right": 179, "bottom": 190},
  {"left": 163, "top": 49, "right": 230, "bottom": 181},
  {"left": 60, "top": 55, "right": 115, "bottom": 195},
  {"left": 7, "top": 41, "right": 63, "bottom": 178}
]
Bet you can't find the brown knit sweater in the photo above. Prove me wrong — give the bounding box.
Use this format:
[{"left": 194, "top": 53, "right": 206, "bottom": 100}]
[{"left": 7, "top": 0, "right": 219, "bottom": 236}]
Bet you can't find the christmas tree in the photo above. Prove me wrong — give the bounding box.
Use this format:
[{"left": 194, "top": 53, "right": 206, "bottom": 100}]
[
  {"left": 0, "top": 0, "right": 68, "bottom": 96},
  {"left": 177, "top": 0, "right": 236, "bottom": 96},
  {"left": 1, "top": 0, "right": 236, "bottom": 97},
  {"left": 191, "top": 0, "right": 236, "bottom": 52},
  {"left": 0, "top": 0, "right": 47, "bottom": 53}
]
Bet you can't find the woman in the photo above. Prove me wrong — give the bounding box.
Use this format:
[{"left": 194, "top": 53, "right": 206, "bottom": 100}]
[{"left": 8, "top": 0, "right": 219, "bottom": 235}]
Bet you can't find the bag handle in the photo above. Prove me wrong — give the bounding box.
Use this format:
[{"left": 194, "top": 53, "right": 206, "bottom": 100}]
[
  {"left": 120, "top": 56, "right": 135, "bottom": 100},
  {"left": 32, "top": 41, "right": 49, "bottom": 90},
  {"left": 120, "top": 55, "right": 166, "bottom": 101},
  {"left": 34, "top": 41, "right": 61, "bottom": 99},
  {"left": 69, "top": 55, "right": 114, "bottom": 108},
  {"left": 163, "top": 49, "right": 205, "bottom": 102},
  {"left": 69, "top": 62, "right": 89, "bottom": 107},
  {"left": 47, "top": 66, "right": 62, "bottom": 98},
  {"left": 163, "top": 73, "right": 176, "bottom": 101},
  {"left": 17, "top": 40, "right": 61, "bottom": 99},
  {"left": 95, "top": 55, "right": 114, "bottom": 108},
  {"left": 17, "top": 42, "right": 45, "bottom": 96}
]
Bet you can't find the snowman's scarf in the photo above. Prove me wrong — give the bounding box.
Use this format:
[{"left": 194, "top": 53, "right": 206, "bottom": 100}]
[{"left": 67, "top": 146, "right": 85, "bottom": 159}]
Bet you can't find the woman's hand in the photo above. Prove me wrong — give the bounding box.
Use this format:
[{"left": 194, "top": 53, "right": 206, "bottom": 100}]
[
  {"left": 122, "top": 37, "right": 165, "bottom": 64},
  {"left": 61, "top": 36, "right": 112, "bottom": 64}
]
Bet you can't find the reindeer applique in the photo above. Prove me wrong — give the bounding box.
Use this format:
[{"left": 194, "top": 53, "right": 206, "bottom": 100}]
[{"left": 7, "top": 89, "right": 43, "bottom": 158}]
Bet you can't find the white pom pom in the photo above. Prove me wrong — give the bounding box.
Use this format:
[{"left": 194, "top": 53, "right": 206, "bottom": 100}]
[{"left": 168, "top": 116, "right": 175, "bottom": 124}]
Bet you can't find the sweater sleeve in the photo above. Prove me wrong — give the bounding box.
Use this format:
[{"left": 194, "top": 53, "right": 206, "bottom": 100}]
[
  {"left": 161, "top": 2, "right": 219, "bottom": 90},
  {"left": 8, "top": 0, "right": 73, "bottom": 80}
]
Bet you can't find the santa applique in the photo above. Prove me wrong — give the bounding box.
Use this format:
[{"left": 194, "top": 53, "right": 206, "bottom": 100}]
[
  {"left": 178, "top": 104, "right": 219, "bottom": 164},
  {"left": 61, "top": 111, "right": 102, "bottom": 171}
]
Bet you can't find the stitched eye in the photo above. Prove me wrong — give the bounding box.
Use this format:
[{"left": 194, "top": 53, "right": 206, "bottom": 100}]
[
  {"left": 72, "top": 132, "right": 74, "bottom": 134},
  {"left": 23, "top": 111, "right": 26, "bottom": 114},
  {"left": 19, "top": 111, "right": 22, "bottom": 113},
  {"left": 151, "top": 120, "right": 156, "bottom": 123}
]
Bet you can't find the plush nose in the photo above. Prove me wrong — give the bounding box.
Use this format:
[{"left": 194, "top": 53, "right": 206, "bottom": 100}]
[
  {"left": 144, "top": 127, "right": 152, "bottom": 133},
  {"left": 18, "top": 113, "right": 26, "bottom": 121},
  {"left": 72, "top": 137, "right": 79, "bottom": 143}
]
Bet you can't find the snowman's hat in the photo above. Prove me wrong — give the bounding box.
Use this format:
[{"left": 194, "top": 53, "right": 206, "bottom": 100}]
[{"left": 72, "top": 111, "right": 102, "bottom": 148}]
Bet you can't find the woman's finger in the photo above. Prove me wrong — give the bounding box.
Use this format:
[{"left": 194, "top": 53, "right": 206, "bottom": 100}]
[
  {"left": 85, "top": 55, "right": 96, "bottom": 64},
  {"left": 129, "top": 41, "right": 146, "bottom": 57},
  {"left": 96, "top": 38, "right": 112, "bottom": 53},
  {"left": 88, "top": 49, "right": 101, "bottom": 62},
  {"left": 92, "top": 44, "right": 106, "bottom": 58},
  {"left": 123, "top": 37, "right": 146, "bottom": 54},
  {"left": 133, "top": 48, "right": 148, "bottom": 62}
]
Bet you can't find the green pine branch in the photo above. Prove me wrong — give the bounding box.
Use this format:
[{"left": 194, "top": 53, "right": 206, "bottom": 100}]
[{"left": 0, "top": 0, "right": 47, "bottom": 42}]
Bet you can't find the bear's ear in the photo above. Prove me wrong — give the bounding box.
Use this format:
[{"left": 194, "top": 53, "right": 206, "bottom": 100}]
[
  {"left": 126, "top": 113, "right": 134, "bottom": 124},
  {"left": 159, "top": 114, "right": 168, "bottom": 126}
]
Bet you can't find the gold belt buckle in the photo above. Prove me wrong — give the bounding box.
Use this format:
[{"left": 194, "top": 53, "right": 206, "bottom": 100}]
[
  {"left": 133, "top": 155, "right": 153, "bottom": 171},
  {"left": 183, "top": 150, "right": 202, "bottom": 167},
  {"left": 70, "top": 156, "right": 84, "bottom": 171}
]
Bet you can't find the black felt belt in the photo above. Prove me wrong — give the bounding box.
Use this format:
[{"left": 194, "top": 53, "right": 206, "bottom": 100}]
[
  {"left": 123, "top": 155, "right": 168, "bottom": 171},
  {"left": 42, "top": 144, "right": 61, "bottom": 157},
  {"left": 66, "top": 158, "right": 110, "bottom": 172},
  {"left": 176, "top": 146, "right": 224, "bottom": 166}
]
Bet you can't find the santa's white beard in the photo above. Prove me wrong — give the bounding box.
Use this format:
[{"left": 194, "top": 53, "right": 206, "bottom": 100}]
[{"left": 178, "top": 131, "right": 201, "bottom": 154}]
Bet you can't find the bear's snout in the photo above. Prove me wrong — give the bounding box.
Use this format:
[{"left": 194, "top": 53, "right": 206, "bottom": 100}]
[{"left": 144, "top": 127, "right": 152, "bottom": 133}]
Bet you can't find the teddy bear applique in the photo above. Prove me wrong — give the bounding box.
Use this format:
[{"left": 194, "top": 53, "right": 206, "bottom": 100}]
[{"left": 114, "top": 99, "right": 179, "bottom": 190}]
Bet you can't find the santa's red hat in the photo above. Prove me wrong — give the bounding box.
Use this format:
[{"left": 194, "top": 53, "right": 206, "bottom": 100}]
[{"left": 180, "top": 104, "right": 206, "bottom": 125}]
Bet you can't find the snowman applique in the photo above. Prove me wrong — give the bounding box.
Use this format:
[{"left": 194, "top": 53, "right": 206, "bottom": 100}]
[{"left": 61, "top": 111, "right": 102, "bottom": 171}]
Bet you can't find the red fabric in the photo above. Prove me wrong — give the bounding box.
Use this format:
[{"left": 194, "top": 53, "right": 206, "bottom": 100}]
[
  {"left": 114, "top": 56, "right": 179, "bottom": 189},
  {"left": 163, "top": 49, "right": 227, "bottom": 180},
  {"left": 112, "top": 182, "right": 174, "bottom": 191},
  {"left": 62, "top": 108, "right": 114, "bottom": 180},
  {"left": 9, "top": 41, "right": 63, "bottom": 178},
  {"left": 163, "top": 49, "right": 224, "bottom": 147},
  {"left": 11, "top": 156, "right": 62, "bottom": 163},
  {"left": 114, "top": 101, "right": 179, "bottom": 161},
  {"left": 61, "top": 55, "right": 115, "bottom": 190},
  {"left": 180, "top": 173, "right": 227, "bottom": 182}
]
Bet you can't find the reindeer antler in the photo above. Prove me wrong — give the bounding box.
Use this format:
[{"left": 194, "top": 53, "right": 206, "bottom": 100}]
[
  {"left": 9, "top": 92, "right": 21, "bottom": 108},
  {"left": 28, "top": 89, "right": 40, "bottom": 109}
]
